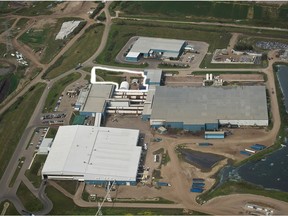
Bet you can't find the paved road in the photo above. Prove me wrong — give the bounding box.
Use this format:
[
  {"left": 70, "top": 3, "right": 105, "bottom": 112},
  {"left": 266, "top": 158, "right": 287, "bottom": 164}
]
[{"left": 0, "top": 2, "right": 286, "bottom": 215}]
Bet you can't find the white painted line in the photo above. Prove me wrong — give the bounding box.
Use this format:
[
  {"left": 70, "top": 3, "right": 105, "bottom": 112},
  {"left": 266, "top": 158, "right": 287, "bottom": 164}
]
[
  {"left": 90, "top": 66, "right": 148, "bottom": 92},
  {"left": 28, "top": 153, "right": 37, "bottom": 170}
]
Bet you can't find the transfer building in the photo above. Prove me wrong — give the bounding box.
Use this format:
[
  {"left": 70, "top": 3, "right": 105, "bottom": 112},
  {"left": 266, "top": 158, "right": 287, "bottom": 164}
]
[
  {"left": 42, "top": 125, "right": 141, "bottom": 185},
  {"left": 126, "top": 37, "right": 187, "bottom": 62},
  {"left": 146, "top": 86, "right": 268, "bottom": 131}
]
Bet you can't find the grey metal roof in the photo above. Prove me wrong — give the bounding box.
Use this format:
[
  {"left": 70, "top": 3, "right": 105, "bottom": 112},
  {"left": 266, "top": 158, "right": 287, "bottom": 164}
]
[
  {"left": 82, "top": 84, "right": 114, "bottom": 113},
  {"left": 150, "top": 86, "right": 268, "bottom": 124},
  {"left": 129, "top": 37, "right": 186, "bottom": 54},
  {"left": 144, "top": 69, "right": 162, "bottom": 84}
]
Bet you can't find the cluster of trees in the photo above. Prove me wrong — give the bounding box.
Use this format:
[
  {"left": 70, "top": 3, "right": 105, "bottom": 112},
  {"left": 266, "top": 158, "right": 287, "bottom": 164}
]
[{"left": 234, "top": 42, "right": 253, "bottom": 51}]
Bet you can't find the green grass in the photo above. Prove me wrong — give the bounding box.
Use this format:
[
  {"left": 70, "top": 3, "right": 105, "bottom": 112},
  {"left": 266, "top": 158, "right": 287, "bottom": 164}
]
[
  {"left": 161, "top": 150, "right": 170, "bottom": 166},
  {"left": 54, "top": 180, "right": 78, "bottom": 195},
  {"left": 96, "top": 19, "right": 231, "bottom": 67},
  {"left": 0, "top": 83, "right": 46, "bottom": 180},
  {"left": 19, "top": 18, "right": 85, "bottom": 64},
  {"left": 44, "top": 23, "right": 105, "bottom": 79},
  {"left": 96, "top": 69, "right": 124, "bottom": 84},
  {"left": 0, "top": 73, "right": 20, "bottom": 103},
  {"left": 15, "top": 18, "right": 30, "bottom": 29},
  {"left": 9, "top": 156, "right": 25, "bottom": 187},
  {"left": 114, "top": 2, "right": 288, "bottom": 28},
  {"left": 0, "top": 18, "right": 15, "bottom": 34},
  {"left": 14, "top": 2, "right": 54, "bottom": 16},
  {"left": 97, "top": 11, "right": 106, "bottom": 21},
  {"left": 198, "top": 181, "right": 288, "bottom": 204},
  {"left": 46, "top": 185, "right": 186, "bottom": 215},
  {"left": 0, "top": 43, "right": 6, "bottom": 56},
  {"left": 43, "top": 72, "right": 81, "bottom": 113},
  {"left": 45, "top": 127, "right": 58, "bottom": 138},
  {"left": 84, "top": 74, "right": 91, "bottom": 83},
  {"left": 0, "top": 200, "right": 19, "bottom": 215},
  {"left": 16, "top": 182, "right": 43, "bottom": 212},
  {"left": 25, "top": 155, "right": 47, "bottom": 188}
]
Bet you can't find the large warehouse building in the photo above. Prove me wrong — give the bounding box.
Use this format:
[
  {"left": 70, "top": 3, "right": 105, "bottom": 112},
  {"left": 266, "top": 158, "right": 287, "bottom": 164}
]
[
  {"left": 126, "top": 37, "right": 187, "bottom": 62},
  {"left": 143, "top": 86, "right": 268, "bottom": 131},
  {"left": 42, "top": 125, "right": 141, "bottom": 185}
]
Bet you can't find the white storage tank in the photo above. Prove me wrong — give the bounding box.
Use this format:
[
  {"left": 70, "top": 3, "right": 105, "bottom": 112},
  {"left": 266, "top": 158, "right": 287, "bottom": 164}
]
[
  {"left": 206, "top": 74, "right": 209, "bottom": 80},
  {"left": 209, "top": 73, "right": 213, "bottom": 80},
  {"left": 120, "top": 81, "right": 129, "bottom": 90}
]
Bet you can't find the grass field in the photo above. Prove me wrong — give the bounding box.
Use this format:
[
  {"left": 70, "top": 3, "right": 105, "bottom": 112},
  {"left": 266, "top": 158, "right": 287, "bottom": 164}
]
[
  {"left": 45, "top": 127, "right": 58, "bottom": 138},
  {"left": 0, "top": 43, "right": 6, "bottom": 56},
  {"left": 16, "top": 182, "right": 43, "bottom": 212},
  {"left": 0, "top": 73, "right": 20, "bottom": 103},
  {"left": 113, "top": 2, "right": 288, "bottom": 28},
  {"left": 9, "top": 156, "right": 25, "bottom": 187},
  {"left": 25, "top": 155, "right": 47, "bottom": 188},
  {"left": 96, "top": 19, "right": 231, "bottom": 67},
  {"left": 198, "top": 181, "right": 288, "bottom": 204},
  {"left": 54, "top": 180, "right": 78, "bottom": 195},
  {"left": 0, "top": 83, "right": 46, "bottom": 180},
  {"left": 14, "top": 2, "right": 54, "bottom": 16},
  {"left": 19, "top": 18, "right": 86, "bottom": 64},
  {"left": 15, "top": 18, "right": 30, "bottom": 29},
  {"left": 0, "top": 200, "right": 19, "bottom": 215},
  {"left": 43, "top": 72, "right": 81, "bottom": 113},
  {"left": 46, "top": 185, "right": 188, "bottom": 215},
  {"left": 44, "top": 23, "right": 104, "bottom": 79},
  {"left": 0, "top": 18, "right": 15, "bottom": 34}
]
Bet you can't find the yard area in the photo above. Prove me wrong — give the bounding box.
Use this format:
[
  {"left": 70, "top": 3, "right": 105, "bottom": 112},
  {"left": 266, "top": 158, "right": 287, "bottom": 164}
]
[
  {"left": 16, "top": 182, "right": 43, "bottom": 212},
  {"left": 96, "top": 19, "right": 231, "bottom": 67},
  {"left": 43, "top": 72, "right": 81, "bottom": 113},
  {"left": 18, "top": 17, "right": 86, "bottom": 64},
  {"left": 25, "top": 155, "right": 47, "bottom": 188},
  {"left": 44, "top": 23, "right": 104, "bottom": 79},
  {"left": 0, "top": 83, "right": 46, "bottom": 179}
]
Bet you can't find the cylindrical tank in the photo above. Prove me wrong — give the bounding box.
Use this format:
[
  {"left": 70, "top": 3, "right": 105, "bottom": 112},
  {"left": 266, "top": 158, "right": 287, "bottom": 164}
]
[
  {"left": 206, "top": 74, "right": 209, "bottom": 80},
  {"left": 119, "top": 81, "right": 129, "bottom": 90},
  {"left": 209, "top": 74, "right": 213, "bottom": 80}
]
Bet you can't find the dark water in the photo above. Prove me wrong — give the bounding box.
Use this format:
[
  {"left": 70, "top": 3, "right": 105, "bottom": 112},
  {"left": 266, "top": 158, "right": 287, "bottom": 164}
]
[
  {"left": 180, "top": 149, "right": 225, "bottom": 172},
  {"left": 276, "top": 65, "right": 288, "bottom": 113},
  {"left": 238, "top": 143, "right": 288, "bottom": 192},
  {"left": 0, "top": 60, "right": 16, "bottom": 75}
]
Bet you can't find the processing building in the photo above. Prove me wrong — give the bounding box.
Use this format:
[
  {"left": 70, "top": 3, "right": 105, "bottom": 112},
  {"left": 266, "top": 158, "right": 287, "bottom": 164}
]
[
  {"left": 126, "top": 37, "right": 187, "bottom": 62},
  {"left": 42, "top": 125, "right": 141, "bottom": 185},
  {"left": 143, "top": 86, "right": 268, "bottom": 131}
]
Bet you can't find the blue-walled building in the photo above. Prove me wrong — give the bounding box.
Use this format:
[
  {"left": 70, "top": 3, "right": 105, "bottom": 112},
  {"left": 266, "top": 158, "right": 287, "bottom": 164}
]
[
  {"left": 145, "top": 86, "right": 268, "bottom": 132},
  {"left": 126, "top": 37, "right": 187, "bottom": 62}
]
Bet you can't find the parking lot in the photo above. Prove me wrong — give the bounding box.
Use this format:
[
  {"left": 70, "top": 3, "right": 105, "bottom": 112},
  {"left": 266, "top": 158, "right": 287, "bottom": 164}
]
[{"left": 27, "top": 127, "right": 49, "bottom": 151}]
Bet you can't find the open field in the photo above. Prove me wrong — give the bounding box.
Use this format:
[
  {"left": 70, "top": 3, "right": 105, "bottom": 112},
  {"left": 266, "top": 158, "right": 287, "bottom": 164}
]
[
  {"left": 46, "top": 185, "right": 188, "bottom": 215},
  {"left": 16, "top": 182, "right": 43, "bottom": 212},
  {"left": 198, "top": 181, "right": 288, "bottom": 204},
  {"left": 113, "top": 2, "right": 288, "bottom": 28},
  {"left": 0, "top": 82, "right": 46, "bottom": 179},
  {"left": 9, "top": 156, "right": 25, "bottom": 187},
  {"left": 44, "top": 23, "right": 104, "bottom": 79},
  {"left": 13, "top": 2, "right": 54, "bottom": 16},
  {"left": 19, "top": 18, "right": 86, "bottom": 64},
  {"left": 25, "top": 155, "right": 47, "bottom": 188},
  {"left": 0, "top": 200, "right": 19, "bottom": 215},
  {"left": 0, "top": 73, "right": 19, "bottom": 103},
  {"left": 0, "top": 18, "right": 15, "bottom": 34},
  {"left": 54, "top": 180, "right": 78, "bottom": 195},
  {"left": 43, "top": 72, "right": 81, "bottom": 113},
  {"left": 96, "top": 19, "right": 231, "bottom": 66},
  {"left": 0, "top": 43, "right": 6, "bottom": 56},
  {"left": 15, "top": 18, "right": 30, "bottom": 30}
]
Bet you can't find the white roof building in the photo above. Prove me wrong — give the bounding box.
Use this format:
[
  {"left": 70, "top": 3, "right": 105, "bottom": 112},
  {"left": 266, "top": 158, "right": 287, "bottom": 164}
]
[{"left": 42, "top": 125, "right": 141, "bottom": 184}]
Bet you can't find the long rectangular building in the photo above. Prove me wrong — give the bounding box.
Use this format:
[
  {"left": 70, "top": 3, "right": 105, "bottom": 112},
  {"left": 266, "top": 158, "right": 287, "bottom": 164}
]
[
  {"left": 42, "top": 125, "right": 141, "bottom": 185},
  {"left": 147, "top": 86, "right": 268, "bottom": 131},
  {"left": 126, "top": 37, "right": 186, "bottom": 62}
]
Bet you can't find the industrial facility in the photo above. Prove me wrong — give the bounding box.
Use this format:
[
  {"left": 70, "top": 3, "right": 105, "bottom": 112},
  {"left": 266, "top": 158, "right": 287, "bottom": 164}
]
[
  {"left": 126, "top": 37, "right": 187, "bottom": 62},
  {"left": 143, "top": 86, "right": 268, "bottom": 131},
  {"left": 42, "top": 125, "right": 142, "bottom": 185}
]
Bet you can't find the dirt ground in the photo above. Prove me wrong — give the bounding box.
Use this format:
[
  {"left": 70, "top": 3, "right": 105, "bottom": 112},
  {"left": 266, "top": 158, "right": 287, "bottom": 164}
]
[
  {"left": 32, "top": 18, "right": 57, "bottom": 29},
  {"left": 51, "top": 1, "right": 97, "bottom": 17}
]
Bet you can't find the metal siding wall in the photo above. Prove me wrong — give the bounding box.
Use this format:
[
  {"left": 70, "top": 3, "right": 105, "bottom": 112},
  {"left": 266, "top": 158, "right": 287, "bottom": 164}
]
[
  {"left": 85, "top": 180, "right": 136, "bottom": 185},
  {"left": 205, "top": 123, "right": 219, "bottom": 131},
  {"left": 126, "top": 57, "right": 138, "bottom": 62},
  {"left": 183, "top": 124, "right": 205, "bottom": 132},
  {"left": 165, "top": 122, "right": 183, "bottom": 129},
  {"left": 80, "top": 111, "right": 94, "bottom": 117},
  {"left": 142, "top": 115, "right": 150, "bottom": 121},
  {"left": 205, "top": 134, "right": 225, "bottom": 139}
]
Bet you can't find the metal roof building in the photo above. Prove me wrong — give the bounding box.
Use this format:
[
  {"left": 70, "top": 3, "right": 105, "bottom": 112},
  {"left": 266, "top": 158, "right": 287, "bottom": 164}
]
[
  {"left": 42, "top": 125, "right": 141, "bottom": 185},
  {"left": 79, "top": 84, "right": 114, "bottom": 117},
  {"left": 126, "top": 37, "right": 186, "bottom": 62},
  {"left": 148, "top": 86, "right": 268, "bottom": 131}
]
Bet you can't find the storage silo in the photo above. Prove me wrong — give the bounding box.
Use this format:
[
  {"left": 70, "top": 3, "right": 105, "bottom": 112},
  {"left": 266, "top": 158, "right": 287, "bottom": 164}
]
[
  {"left": 206, "top": 74, "right": 209, "bottom": 80},
  {"left": 209, "top": 74, "right": 213, "bottom": 80},
  {"left": 120, "top": 81, "right": 129, "bottom": 90}
]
